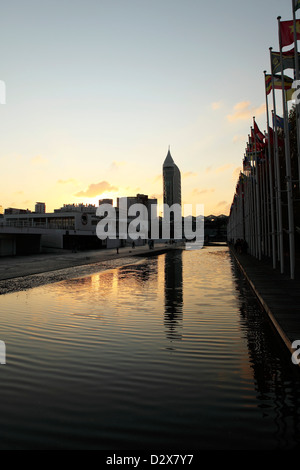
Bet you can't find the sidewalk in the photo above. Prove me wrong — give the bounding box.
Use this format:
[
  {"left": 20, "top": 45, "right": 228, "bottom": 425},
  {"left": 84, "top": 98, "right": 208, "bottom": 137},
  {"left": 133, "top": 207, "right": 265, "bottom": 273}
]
[{"left": 230, "top": 246, "right": 300, "bottom": 357}]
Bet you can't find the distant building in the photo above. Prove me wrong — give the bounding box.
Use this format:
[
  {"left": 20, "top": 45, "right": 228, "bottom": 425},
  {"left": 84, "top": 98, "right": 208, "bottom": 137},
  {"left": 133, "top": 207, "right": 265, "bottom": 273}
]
[
  {"left": 35, "top": 202, "right": 46, "bottom": 213},
  {"left": 117, "top": 194, "right": 157, "bottom": 214},
  {"left": 99, "top": 199, "right": 113, "bottom": 206},
  {"left": 163, "top": 148, "right": 181, "bottom": 207},
  {"left": 4, "top": 207, "right": 31, "bottom": 215},
  {"left": 117, "top": 194, "right": 158, "bottom": 241},
  {"left": 54, "top": 203, "right": 96, "bottom": 213}
]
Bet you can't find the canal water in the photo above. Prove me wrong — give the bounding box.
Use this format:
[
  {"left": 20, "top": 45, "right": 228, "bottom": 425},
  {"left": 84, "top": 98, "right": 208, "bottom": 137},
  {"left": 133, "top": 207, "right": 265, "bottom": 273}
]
[{"left": 0, "top": 245, "right": 300, "bottom": 450}]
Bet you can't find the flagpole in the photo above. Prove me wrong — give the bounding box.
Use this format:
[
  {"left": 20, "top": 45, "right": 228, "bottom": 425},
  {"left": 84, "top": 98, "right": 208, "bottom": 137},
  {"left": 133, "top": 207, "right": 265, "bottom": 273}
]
[
  {"left": 264, "top": 135, "right": 271, "bottom": 258},
  {"left": 270, "top": 47, "right": 284, "bottom": 273},
  {"left": 278, "top": 16, "right": 295, "bottom": 280},
  {"left": 244, "top": 163, "right": 250, "bottom": 253},
  {"left": 264, "top": 70, "right": 276, "bottom": 269},
  {"left": 292, "top": 0, "right": 300, "bottom": 186},
  {"left": 262, "top": 141, "right": 268, "bottom": 256},
  {"left": 248, "top": 134, "right": 256, "bottom": 257},
  {"left": 252, "top": 120, "right": 262, "bottom": 261},
  {"left": 261, "top": 155, "right": 266, "bottom": 256}
]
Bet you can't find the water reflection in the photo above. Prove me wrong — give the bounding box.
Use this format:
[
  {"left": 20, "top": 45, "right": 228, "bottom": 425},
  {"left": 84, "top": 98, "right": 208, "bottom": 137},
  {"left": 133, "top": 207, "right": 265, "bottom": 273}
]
[
  {"left": 2, "top": 246, "right": 300, "bottom": 449},
  {"left": 164, "top": 250, "right": 183, "bottom": 342},
  {"left": 117, "top": 261, "right": 157, "bottom": 285},
  {"left": 230, "top": 256, "right": 300, "bottom": 449}
]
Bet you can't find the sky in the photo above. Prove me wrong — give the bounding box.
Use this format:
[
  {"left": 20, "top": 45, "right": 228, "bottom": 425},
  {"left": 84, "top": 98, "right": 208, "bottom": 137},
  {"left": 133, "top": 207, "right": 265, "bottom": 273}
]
[{"left": 0, "top": 0, "right": 296, "bottom": 216}]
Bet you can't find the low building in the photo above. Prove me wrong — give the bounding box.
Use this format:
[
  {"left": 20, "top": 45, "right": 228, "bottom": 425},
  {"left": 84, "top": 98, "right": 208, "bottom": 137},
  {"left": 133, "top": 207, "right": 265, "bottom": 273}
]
[
  {"left": 0, "top": 205, "right": 103, "bottom": 255},
  {"left": 0, "top": 195, "right": 159, "bottom": 255}
]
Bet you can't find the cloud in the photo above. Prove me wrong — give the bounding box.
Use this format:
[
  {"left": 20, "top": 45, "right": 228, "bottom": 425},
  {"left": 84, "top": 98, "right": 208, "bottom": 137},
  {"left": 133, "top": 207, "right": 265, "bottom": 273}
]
[
  {"left": 214, "top": 200, "right": 231, "bottom": 215},
  {"left": 217, "top": 200, "right": 227, "bottom": 207},
  {"left": 110, "top": 161, "right": 126, "bottom": 171},
  {"left": 152, "top": 174, "right": 162, "bottom": 183},
  {"left": 232, "top": 166, "right": 242, "bottom": 180},
  {"left": 232, "top": 135, "right": 245, "bottom": 143},
  {"left": 227, "top": 101, "right": 265, "bottom": 122},
  {"left": 192, "top": 188, "right": 215, "bottom": 196},
  {"left": 183, "top": 171, "right": 197, "bottom": 179},
  {"left": 205, "top": 164, "right": 233, "bottom": 174},
  {"left": 21, "top": 200, "right": 32, "bottom": 207},
  {"left": 57, "top": 178, "right": 78, "bottom": 185},
  {"left": 30, "top": 155, "right": 48, "bottom": 165},
  {"left": 75, "top": 181, "right": 118, "bottom": 198},
  {"left": 215, "top": 163, "right": 233, "bottom": 173},
  {"left": 211, "top": 101, "right": 223, "bottom": 110}
]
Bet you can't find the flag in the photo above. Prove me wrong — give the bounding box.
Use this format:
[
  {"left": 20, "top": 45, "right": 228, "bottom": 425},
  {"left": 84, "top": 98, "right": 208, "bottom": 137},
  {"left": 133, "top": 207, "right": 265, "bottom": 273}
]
[
  {"left": 249, "top": 132, "right": 265, "bottom": 157},
  {"left": 265, "top": 74, "right": 272, "bottom": 95},
  {"left": 267, "top": 126, "right": 274, "bottom": 146},
  {"left": 268, "top": 124, "right": 285, "bottom": 147},
  {"left": 246, "top": 143, "right": 256, "bottom": 161},
  {"left": 243, "top": 158, "right": 251, "bottom": 172},
  {"left": 254, "top": 120, "right": 265, "bottom": 143},
  {"left": 258, "top": 153, "right": 266, "bottom": 164},
  {"left": 265, "top": 74, "right": 294, "bottom": 95},
  {"left": 266, "top": 126, "right": 284, "bottom": 148},
  {"left": 273, "top": 114, "right": 284, "bottom": 129},
  {"left": 271, "top": 49, "right": 300, "bottom": 74},
  {"left": 280, "top": 19, "right": 300, "bottom": 47},
  {"left": 295, "top": 0, "right": 300, "bottom": 11},
  {"left": 286, "top": 86, "right": 296, "bottom": 101}
]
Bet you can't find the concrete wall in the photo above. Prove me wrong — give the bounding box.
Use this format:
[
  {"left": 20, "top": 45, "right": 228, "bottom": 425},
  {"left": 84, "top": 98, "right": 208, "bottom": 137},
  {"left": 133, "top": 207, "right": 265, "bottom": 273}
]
[
  {"left": 0, "top": 234, "right": 16, "bottom": 256},
  {"left": 16, "top": 234, "right": 41, "bottom": 255},
  {"left": 41, "top": 232, "right": 64, "bottom": 250}
]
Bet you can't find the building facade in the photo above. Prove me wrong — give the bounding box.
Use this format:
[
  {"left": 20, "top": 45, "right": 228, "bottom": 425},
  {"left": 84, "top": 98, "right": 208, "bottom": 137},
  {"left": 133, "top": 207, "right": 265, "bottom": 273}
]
[{"left": 163, "top": 148, "right": 181, "bottom": 207}]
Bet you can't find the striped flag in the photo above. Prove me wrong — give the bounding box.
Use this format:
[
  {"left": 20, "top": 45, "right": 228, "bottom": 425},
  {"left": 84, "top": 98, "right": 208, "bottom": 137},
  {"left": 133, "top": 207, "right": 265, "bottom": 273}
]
[
  {"left": 265, "top": 74, "right": 272, "bottom": 95},
  {"left": 265, "top": 74, "right": 294, "bottom": 95}
]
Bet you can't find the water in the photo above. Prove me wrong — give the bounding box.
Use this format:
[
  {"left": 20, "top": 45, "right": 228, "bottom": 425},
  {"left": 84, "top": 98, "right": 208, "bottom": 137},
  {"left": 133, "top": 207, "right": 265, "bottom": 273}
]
[{"left": 0, "top": 245, "right": 300, "bottom": 450}]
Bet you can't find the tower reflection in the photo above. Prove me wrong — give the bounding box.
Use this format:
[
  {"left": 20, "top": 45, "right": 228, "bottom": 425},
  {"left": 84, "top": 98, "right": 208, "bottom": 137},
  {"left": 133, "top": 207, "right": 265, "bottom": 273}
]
[{"left": 164, "top": 250, "right": 183, "bottom": 342}]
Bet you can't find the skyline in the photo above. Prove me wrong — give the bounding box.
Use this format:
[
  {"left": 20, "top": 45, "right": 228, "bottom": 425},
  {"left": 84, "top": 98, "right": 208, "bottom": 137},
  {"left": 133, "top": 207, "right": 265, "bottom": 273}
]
[{"left": 0, "top": 0, "right": 296, "bottom": 215}]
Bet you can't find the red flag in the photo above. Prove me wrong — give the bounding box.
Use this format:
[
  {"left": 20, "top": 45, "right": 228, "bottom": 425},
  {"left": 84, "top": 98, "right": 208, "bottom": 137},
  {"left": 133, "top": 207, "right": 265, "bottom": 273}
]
[
  {"left": 267, "top": 126, "right": 274, "bottom": 146},
  {"left": 254, "top": 120, "right": 265, "bottom": 143},
  {"left": 268, "top": 125, "right": 284, "bottom": 148},
  {"left": 280, "top": 19, "right": 300, "bottom": 47},
  {"left": 251, "top": 128, "right": 265, "bottom": 150}
]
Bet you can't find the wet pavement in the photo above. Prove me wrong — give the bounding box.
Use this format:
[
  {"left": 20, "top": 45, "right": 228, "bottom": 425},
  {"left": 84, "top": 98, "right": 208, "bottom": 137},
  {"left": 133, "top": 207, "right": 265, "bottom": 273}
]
[{"left": 0, "top": 243, "right": 181, "bottom": 294}]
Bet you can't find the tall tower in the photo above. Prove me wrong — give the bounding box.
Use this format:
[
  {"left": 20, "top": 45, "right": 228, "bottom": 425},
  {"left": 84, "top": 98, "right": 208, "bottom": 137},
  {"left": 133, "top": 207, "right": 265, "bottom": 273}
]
[{"left": 163, "top": 147, "right": 181, "bottom": 207}]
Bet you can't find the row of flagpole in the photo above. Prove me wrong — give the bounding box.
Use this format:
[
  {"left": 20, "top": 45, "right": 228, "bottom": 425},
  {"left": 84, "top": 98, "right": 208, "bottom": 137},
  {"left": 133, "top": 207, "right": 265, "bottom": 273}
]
[{"left": 227, "top": 0, "right": 300, "bottom": 280}]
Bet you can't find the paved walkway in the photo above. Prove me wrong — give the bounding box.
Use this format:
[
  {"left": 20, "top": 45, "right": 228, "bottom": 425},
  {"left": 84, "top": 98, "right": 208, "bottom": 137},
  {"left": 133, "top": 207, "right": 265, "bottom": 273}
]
[
  {"left": 0, "top": 242, "right": 181, "bottom": 282},
  {"left": 230, "top": 246, "right": 300, "bottom": 357}
]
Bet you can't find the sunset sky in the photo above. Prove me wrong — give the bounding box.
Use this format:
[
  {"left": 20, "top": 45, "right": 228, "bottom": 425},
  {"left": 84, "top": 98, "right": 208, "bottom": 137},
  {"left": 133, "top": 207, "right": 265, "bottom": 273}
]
[{"left": 0, "top": 0, "right": 296, "bottom": 216}]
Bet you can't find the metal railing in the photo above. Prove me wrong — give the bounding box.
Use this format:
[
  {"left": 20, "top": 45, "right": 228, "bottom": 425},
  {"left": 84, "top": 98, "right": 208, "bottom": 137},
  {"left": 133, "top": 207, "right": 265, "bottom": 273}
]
[{"left": 0, "top": 221, "right": 75, "bottom": 230}]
